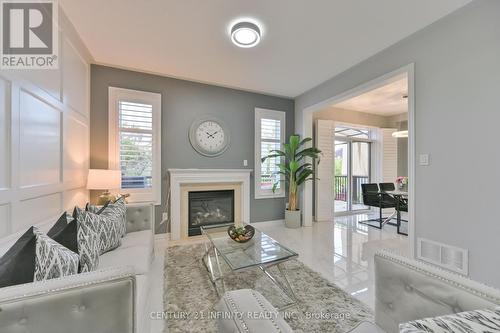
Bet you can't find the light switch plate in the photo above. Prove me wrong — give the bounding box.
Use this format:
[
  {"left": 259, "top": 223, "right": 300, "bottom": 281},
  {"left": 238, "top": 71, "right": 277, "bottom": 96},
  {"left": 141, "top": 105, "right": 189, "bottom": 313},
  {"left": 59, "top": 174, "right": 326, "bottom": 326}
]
[
  {"left": 419, "top": 154, "right": 429, "bottom": 166},
  {"left": 243, "top": 159, "right": 248, "bottom": 166}
]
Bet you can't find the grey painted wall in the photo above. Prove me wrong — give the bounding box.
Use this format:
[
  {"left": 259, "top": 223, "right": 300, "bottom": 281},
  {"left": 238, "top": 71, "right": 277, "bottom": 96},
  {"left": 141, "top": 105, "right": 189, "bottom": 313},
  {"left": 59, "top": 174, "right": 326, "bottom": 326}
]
[
  {"left": 90, "top": 65, "right": 294, "bottom": 233},
  {"left": 295, "top": 1, "right": 500, "bottom": 287}
]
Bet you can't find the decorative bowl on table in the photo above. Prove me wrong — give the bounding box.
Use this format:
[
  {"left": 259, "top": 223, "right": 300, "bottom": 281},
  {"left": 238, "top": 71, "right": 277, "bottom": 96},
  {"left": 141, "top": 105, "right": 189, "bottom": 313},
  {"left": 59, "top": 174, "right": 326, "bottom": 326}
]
[{"left": 227, "top": 225, "right": 255, "bottom": 243}]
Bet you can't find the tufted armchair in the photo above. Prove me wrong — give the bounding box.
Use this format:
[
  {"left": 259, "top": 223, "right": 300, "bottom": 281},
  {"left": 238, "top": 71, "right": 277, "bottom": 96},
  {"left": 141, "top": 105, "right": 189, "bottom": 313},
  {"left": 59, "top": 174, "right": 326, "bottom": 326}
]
[{"left": 348, "top": 250, "right": 500, "bottom": 333}]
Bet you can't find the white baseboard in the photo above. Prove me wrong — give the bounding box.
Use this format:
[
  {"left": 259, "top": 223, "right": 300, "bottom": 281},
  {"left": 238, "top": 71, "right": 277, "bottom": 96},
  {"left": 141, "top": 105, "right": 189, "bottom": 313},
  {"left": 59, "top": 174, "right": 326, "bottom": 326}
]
[
  {"left": 156, "top": 220, "right": 286, "bottom": 248},
  {"left": 252, "top": 219, "right": 285, "bottom": 224}
]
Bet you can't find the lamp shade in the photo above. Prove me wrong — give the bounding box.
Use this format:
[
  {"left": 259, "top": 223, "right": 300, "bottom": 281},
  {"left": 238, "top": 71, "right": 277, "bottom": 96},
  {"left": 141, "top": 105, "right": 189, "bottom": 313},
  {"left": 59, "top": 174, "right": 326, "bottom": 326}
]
[{"left": 87, "top": 169, "right": 121, "bottom": 190}]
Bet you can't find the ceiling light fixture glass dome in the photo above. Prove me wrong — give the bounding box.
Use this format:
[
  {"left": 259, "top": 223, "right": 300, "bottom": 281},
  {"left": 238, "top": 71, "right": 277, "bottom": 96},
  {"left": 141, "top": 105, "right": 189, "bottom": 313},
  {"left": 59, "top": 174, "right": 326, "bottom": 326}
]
[{"left": 230, "top": 21, "right": 261, "bottom": 48}]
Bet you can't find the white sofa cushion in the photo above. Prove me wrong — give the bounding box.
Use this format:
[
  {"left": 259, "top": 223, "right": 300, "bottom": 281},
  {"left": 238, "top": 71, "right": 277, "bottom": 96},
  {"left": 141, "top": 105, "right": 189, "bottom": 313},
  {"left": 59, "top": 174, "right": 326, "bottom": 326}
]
[
  {"left": 98, "top": 244, "right": 151, "bottom": 275},
  {"left": 120, "top": 230, "right": 153, "bottom": 255},
  {"left": 135, "top": 274, "right": 152, "bottom": 332}
]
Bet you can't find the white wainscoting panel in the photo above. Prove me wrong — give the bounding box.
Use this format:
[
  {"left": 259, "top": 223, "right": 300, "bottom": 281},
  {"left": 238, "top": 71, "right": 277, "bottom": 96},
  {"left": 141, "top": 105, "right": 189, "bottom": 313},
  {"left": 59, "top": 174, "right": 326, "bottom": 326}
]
[
  {"left": 64, "top": 113, "right": 88, "bottom": 187},
  {"left": 62, "top": 37, "right": 89, "bottom": 117},
  {"left": 17, "top": 193, "right": 62, "bottom": 232},
  {"left": 0, "top": 204, "right": 10, "bottom": 238},
  {"left": 63, "top": 188, "right": 88, "bottom": 212},
  {"left": 19, "top": 91, "right": 61, "bottom": 188},
  {"left": 0, "top": 78, "right": 9, "bottom": 190},
  {"left": 0, "top": 7, "right": 91, "bottom": 237},
  {"left": 19, "top": 63, "right": 62, "bottom": 102}
]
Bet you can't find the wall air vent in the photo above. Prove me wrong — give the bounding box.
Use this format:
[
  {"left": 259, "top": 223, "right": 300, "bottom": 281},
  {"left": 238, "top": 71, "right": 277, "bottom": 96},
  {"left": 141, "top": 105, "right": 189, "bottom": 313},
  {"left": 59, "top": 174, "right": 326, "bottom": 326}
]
[{"left": 417, "top": 238, "right": 468, "bottom": 275}]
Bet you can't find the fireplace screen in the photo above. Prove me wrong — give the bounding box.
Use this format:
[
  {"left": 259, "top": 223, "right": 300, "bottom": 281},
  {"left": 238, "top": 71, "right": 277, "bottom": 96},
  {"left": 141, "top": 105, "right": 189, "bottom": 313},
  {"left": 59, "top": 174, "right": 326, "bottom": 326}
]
[{"left": 188, "top": 190, "right": 234, "bottom": 236}]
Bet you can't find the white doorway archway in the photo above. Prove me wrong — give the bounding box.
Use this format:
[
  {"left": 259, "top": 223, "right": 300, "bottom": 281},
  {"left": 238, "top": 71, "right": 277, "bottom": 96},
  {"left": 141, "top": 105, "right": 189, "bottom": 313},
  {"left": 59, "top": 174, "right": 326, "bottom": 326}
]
[{"left": 300, "top": 63, "right": 416, "bottom": 258}]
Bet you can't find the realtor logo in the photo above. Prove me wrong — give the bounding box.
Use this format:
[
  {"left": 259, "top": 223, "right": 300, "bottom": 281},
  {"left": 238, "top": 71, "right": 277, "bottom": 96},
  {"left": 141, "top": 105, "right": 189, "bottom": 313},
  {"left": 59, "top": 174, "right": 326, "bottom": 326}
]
[{"left": 1, "top": 0, "right": 58, "bottom": 69}]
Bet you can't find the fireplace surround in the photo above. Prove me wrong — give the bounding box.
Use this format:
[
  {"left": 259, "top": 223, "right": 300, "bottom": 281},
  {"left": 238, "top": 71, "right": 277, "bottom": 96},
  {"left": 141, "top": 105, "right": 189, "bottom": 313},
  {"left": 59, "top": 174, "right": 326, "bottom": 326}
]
[{"left": 168, "top": 169, "right": 252, "bottom": 240}]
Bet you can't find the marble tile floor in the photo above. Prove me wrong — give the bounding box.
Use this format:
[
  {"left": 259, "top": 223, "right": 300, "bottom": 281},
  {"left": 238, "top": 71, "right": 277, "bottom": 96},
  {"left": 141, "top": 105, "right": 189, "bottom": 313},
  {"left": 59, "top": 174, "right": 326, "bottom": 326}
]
[
  {"left": 257, "top": 212, "right": 409, "bottom": 310},
  {"left": 157, "top": 211, "right": 408, "bottom": 332}
]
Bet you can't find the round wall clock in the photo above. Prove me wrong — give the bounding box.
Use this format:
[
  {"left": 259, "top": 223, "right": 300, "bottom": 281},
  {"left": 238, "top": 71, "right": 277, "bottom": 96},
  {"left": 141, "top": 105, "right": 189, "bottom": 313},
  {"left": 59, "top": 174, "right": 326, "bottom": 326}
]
[{"left": 189, "top": 116, "right": 230, "bottom": 157}]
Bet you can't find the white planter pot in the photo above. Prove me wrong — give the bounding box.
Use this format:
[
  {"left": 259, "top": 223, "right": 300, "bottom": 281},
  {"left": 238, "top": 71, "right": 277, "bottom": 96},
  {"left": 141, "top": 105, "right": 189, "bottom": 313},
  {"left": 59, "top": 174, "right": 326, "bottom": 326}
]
[{"left": 285, "top": 209, "right": 301, "bottom": 228}]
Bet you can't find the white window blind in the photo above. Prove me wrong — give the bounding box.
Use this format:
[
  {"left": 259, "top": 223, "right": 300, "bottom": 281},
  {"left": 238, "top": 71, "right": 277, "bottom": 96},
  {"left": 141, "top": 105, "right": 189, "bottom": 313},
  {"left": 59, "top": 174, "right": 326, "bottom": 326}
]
[
  {"left": 108, "top": 87, "right": 161, "bottom": 204},
  {"left": 260, "top": 118, "right": 281, "bottom": 191},
  {"left": 255, "top": 108, "right": 285, "bottom": 199},
  {"left": 118, "top": 101, "right": 153, "bottom": 189}
]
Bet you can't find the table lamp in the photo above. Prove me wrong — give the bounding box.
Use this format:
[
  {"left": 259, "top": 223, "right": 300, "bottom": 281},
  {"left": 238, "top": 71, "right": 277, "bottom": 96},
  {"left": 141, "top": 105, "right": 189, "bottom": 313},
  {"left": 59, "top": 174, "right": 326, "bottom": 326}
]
[{"left": 87, "top": 169, "right": 121, "bottom": 205}]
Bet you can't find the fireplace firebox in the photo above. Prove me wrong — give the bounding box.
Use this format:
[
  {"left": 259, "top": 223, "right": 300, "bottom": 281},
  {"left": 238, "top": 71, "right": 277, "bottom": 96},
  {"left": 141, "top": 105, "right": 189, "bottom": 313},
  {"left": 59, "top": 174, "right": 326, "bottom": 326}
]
[{"left": 188, "top": 190, "right": 234, "bottom": 236}]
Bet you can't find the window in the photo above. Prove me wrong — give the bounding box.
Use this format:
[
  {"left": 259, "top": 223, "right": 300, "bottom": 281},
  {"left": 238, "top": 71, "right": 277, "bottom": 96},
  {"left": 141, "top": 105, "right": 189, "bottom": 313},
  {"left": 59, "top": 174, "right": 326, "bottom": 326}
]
[
  {"left": 108, "top": 87, "right": 161, "bottom": 204},
  {"left": 335, "top": 125, "right": 370, "bottom": 139},
  {"left": 255, "top": 108, "right": 285, "bottom": 199}
]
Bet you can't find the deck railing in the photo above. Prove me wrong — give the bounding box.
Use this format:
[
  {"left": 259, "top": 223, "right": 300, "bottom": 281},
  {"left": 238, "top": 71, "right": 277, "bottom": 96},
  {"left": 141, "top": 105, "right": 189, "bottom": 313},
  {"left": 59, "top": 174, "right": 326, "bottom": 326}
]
[{"left": 334, "top": 175, "right": 369, "bottom": 204}]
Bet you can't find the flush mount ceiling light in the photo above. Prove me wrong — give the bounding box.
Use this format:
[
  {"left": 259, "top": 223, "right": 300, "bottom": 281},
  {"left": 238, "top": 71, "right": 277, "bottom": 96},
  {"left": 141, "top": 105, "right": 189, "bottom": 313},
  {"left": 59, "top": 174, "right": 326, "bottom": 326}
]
[{"left": 230, "top": 21, "right": 261, "bottom": 48}]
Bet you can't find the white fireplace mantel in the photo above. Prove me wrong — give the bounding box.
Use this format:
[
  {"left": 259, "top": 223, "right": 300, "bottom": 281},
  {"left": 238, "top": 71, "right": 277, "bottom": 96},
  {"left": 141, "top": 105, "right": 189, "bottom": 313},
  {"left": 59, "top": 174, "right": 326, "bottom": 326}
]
[{"left": 168, "top": 169, "right": 252, "bottom": 240}]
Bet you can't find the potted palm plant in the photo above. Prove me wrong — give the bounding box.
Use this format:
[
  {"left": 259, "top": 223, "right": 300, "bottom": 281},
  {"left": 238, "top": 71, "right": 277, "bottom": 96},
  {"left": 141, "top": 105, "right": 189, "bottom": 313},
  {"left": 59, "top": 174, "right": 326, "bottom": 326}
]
[{"left": 261, "top": 135, "right": 321, "bottom": 228}]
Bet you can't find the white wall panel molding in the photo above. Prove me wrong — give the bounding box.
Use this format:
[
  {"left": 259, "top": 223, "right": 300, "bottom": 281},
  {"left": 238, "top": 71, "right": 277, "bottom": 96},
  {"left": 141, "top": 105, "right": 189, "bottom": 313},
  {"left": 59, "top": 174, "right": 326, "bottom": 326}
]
[
  {"left": 62, "top": 37, "right": 90, "bottom": 117},
  {"left": 15, "top": 193, "right": 62, "bottom": 233},
  {"left": 0, "top": 6, "right": 90, "bottom": 237},
  {"left": 0, "top": 204, "right": 10, "bottom": 237},
  {"left": 19, "top": 90, "right": 62, "bottom": 188},
  {"left": 0, "top": 77, "right": 11, "bottom": 191},
  {"left": 63, "top": 112, "right": 89, "bottom": 188},
  {"left": 63, "top": 188, "right": 88, "bottom": 212}
]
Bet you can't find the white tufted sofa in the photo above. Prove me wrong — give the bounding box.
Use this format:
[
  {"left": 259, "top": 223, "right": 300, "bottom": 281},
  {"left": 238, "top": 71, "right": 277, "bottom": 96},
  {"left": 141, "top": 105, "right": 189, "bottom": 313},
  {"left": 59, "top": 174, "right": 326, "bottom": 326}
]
[
  {"left": 0, "top": 203, "right": 156, "bottom": 333},
  {"left": 349, "top": 250, "right": 500, "bottom": 333}
]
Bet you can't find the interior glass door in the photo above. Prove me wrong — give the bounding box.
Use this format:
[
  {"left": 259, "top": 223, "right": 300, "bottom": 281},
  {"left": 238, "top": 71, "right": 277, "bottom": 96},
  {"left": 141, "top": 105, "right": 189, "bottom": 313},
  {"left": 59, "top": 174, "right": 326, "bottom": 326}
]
[
  {"left": 351, "top": 141, "right": 370, "bottom": 211},
  {"left": 334, "top": 137, "right": 371, "bottom": 214},
  {"left": 334, "top": 140, "right": 349, "bottom": 213}
]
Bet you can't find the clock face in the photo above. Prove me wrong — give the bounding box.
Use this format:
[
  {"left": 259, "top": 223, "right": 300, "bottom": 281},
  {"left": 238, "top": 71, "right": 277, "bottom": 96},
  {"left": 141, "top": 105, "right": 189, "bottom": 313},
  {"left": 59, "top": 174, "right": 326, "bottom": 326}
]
[
  {"left": 195, "top": 121, "right": 225, "bottom": 153},
  {"left": 189, "top": 118, "right": 230, "bottom": 156}
]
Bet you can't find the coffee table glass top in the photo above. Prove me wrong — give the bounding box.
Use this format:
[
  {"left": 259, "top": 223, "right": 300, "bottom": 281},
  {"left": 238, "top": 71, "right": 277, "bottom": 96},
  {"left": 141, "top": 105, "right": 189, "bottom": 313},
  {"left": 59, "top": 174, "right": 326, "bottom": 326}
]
[{"left": 200, "top": 223, "right": 298, "bottom": 271}]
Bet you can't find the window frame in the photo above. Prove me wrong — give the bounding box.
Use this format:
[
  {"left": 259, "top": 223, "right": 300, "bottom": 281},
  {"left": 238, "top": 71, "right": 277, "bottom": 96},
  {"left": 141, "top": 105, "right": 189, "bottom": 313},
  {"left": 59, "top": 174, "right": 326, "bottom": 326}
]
[
  {"left": 254, "top": 108, "right": 286, "bottom": 199},
  {"left": 108, "top": 87, "right": 161, "bottom": 205}
]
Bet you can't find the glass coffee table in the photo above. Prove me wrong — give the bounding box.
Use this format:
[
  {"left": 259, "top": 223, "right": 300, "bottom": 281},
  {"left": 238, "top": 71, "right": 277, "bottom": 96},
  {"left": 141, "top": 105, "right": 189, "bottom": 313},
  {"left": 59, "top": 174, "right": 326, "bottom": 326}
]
[{"left": 200, "top": 223, "right": 299, "bottom": 309}]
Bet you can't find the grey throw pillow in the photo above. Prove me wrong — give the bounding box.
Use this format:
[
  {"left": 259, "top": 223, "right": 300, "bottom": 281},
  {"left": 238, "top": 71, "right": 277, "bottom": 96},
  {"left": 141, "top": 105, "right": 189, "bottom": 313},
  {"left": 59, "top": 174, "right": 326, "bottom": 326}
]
[
  {"left": 75, "top": 210, "right": 100, "bottom": 272},
  {"left": 75, "top": 207, "right": 121, "bottom": 255},
  {"left": 0, "top": 227, "right": 37, "bottom": 287},
  {"left": 49, "top": 210, "right": 100, "bottom": 273},
  {"left": 33, "top": 227, "right": 79, "bottom": 282},
  {"left": 100, "top": 197, "right": 127, "bottom": 238}
]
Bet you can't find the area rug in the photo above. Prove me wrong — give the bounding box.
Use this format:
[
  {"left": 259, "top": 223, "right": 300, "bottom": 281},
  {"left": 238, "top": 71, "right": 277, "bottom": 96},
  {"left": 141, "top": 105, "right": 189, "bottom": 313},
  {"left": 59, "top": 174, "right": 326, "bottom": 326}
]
[{"left": 164, "top": 244, "right": 373, "bottom": 333}]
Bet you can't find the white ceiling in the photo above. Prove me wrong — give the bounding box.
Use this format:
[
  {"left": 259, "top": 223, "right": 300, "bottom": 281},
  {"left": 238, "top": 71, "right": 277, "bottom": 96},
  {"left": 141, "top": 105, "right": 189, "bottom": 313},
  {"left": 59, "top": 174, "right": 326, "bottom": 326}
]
[
  {"left": 334, "top": 77, "right": 408, "bottom": 116},
  {"left": 60, "top": 0, "right": 472, "bottom": 98}
]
